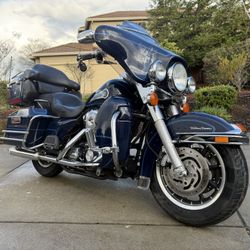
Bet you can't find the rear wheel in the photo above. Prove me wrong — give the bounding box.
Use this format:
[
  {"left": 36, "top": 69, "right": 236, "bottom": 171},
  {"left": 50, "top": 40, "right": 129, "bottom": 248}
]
[
  {"left": 150, "top": 144, "right": 248, "bottom": 226},
  {"left": 32, "top": 160, "right": 63, "bottom": 177}
]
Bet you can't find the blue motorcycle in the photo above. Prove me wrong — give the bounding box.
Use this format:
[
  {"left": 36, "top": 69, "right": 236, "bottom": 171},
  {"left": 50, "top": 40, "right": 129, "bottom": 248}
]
[{"left": 1, "top": 22, "right": 249, "bottom": 226}]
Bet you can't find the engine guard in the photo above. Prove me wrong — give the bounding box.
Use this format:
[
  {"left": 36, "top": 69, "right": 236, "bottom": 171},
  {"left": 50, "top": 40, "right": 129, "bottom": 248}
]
[{"left": 140, "top": 112, "right": 249, "bottom": 178}]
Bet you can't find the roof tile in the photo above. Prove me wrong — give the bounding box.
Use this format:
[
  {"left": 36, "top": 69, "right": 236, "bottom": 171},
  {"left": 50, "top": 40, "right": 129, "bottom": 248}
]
[{"left": 88, "top": 10, "right": 148, "bottom": 19}]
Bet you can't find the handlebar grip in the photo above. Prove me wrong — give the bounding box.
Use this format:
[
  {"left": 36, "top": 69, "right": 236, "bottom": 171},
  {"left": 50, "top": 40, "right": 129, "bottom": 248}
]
[{"left": 77, "top": 52, "right": 97, "bottom": 61}]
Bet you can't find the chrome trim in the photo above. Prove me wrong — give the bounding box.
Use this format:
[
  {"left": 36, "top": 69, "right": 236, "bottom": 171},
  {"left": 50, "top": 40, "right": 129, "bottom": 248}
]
[
  {"left": 147, "top": 105, "right": 163, "bottom": 122},
  {"left": 148, "top": 60, "right": 166, "bottom": 83},
  {"left": 90, "top": 89, "right": 109, "bottom": 102},
  {"left": 137, "top": 176, "right": 151, "bottom": 190},
  {"left": 2, "top": 130, "right": 28, "bottom": 135},
  {"left": 77, "top": 30, "right": 95, "bottom": 44},
  {"left": 176, "top": 132, "right": 243, "bottom": 136},
  {"left": 28, "top": 143, "right": 44, "bottom": 150},
  {"left": 9, "top": 147, "right": 99, "bottom": 168},
  {"left": 34, "top": 99, "right": 49, "bottom": 109},
  {"left": 0, "top": 137, "right": 24, "bottom": 142},
  {"left": 136, "top": 83, "right": 187, "bottom": 177},
  {"left": 147, "top": 104, "right": 186, "bottom": 176},
  {"left": 173, "top": 140, "right": 244, "bottom": 145},
  {"left": 172, "top": 134, "right": 248, "bottom": 145},
  {"left": 168, "top": 63, "right": 188, "bottom": 93},
  {"left": 156, "top": 144, "right": 226, "bottom": 210},
  {"left": 168, "top": 105, "right": 179, "bottom": 116},
  {"left": 57, "top": 128, "right": 89, "bottom": 160},
  {"left": 136, "top": 83, "right": 156, "bottom": 104},
  {"left": 22, "top": 115, "right": 59, "bottom": 147},
  {"left": 153, "top": 115, "right": 187, "bottom": 177},
  {"left": 85, "top": 128, "right": 96, "bottom": 148},
  {"left": 111, "top": 111, "right": 122, "bottom": 177}
]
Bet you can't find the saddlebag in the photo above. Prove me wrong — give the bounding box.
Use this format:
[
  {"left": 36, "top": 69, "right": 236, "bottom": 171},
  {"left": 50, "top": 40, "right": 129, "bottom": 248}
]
[{"left": 0, "top": 107, "right": 57, "bottom": 147}]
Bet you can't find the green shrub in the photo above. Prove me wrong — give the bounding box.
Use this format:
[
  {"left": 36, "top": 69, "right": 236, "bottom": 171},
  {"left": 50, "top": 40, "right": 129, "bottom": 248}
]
[
  {"left": 83, "top": 94, "right": 91, "bottom": 102},
  {"left": 0, "top": 81, "right": 8, "bottom": 107},
  {"left": 203, "top": 39, "right": 250, "bottom": 87},
  {"left": 0, "top": 119, "right": 7, "bottom": 137},
  {"left": 160, "top": 39, "right": 184, "bottom": 56},
  {"left": 196, "top": 106, "right": 232, "bottom": 121},
  {"left": 195, "top": 85, "right": 237, "bottom": 111}
]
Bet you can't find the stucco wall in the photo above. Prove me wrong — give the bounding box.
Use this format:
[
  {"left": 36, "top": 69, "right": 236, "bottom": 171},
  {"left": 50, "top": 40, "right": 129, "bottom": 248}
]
[{"left": 88, "top": 20, "right": 147, "bottom": 30}]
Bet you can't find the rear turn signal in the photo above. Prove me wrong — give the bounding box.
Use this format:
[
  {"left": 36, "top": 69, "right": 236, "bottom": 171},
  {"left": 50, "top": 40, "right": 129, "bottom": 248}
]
[
  {"left": 149, "top": 92, "right": 159, "bottom": 106},
  {"left": 214, "top": 137, "right": 229, "bottom": 143}
]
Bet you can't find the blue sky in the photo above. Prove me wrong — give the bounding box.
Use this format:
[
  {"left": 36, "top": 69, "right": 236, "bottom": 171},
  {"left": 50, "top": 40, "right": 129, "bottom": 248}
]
[{"left": 0, "top": 0, "right": 150, "bottom": 48}]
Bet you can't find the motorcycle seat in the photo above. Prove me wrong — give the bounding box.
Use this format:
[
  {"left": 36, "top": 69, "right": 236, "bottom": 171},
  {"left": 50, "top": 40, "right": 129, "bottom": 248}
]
[
  {"left": 29, "top": 64, "right": 80, "bottom": 91},
  {"left": 51, "top": 93, "right": 85, "bottom": 118},
  {"left": 50, "top": 92, "right": 85, "bottom": 118}
]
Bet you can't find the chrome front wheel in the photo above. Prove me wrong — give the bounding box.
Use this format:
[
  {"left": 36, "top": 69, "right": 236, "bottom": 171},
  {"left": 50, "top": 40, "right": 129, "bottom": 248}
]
[
  {"left": 156, "top": 145, "right": 226, "bottom": 210},
  {"left": 150, "top": 144, "right": 248, "bottom": 226}
]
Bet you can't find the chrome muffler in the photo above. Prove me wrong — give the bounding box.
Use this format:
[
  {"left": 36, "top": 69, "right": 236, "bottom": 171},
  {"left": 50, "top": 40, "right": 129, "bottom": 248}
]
[{"left": 9, "top": 147, "right": 99, "bottom": 168}]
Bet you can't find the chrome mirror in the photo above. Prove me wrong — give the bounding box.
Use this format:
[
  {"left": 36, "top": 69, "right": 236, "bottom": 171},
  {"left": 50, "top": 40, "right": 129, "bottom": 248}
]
[{"left": 77, "top": 30, "right": 95, "bottom": 44}]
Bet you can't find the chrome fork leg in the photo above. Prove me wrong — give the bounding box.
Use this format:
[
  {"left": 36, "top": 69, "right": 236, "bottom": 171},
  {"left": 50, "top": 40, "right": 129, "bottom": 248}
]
[{"left": 148, "top": 105, "right": 187, "bottom": 177}]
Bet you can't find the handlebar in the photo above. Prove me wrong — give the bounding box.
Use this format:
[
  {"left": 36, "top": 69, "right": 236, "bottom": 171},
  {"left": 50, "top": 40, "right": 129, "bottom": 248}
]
[{"left": 77, "top": 50, "right": 105, "bottom": 62}]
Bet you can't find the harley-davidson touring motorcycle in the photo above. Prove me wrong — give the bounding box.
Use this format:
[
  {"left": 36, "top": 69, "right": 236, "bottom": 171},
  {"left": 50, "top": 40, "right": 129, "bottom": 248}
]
[{"left": 1, "top": 22, "right": 249, "bottom": 226}]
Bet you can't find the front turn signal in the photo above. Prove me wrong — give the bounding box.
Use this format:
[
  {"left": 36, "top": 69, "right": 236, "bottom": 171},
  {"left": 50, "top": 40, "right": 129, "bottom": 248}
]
[
  {"left": 236, "top": 123, "right": 247, "bottom": 132},
  {"left": 149, "top": 92, "right": 159, "bottom": 106},
  {"left": 182, "top": 103, "right": 190, "bottom": 113}
]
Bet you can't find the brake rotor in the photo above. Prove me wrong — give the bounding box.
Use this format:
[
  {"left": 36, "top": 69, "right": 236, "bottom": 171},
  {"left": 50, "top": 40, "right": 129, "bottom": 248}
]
[{"left": 161, "top": 147, "right": 210, "bottom": 197}]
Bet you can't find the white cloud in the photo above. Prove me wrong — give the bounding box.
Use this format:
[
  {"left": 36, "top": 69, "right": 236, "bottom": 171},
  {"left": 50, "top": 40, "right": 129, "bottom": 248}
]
[{"left": 0, "top": 0, "right": 150, "bottom": 48}]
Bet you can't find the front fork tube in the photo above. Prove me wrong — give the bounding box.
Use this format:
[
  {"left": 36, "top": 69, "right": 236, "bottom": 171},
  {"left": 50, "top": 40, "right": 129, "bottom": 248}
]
[{"left": 147, "top": 105, "right": 187, "bottom": 177}]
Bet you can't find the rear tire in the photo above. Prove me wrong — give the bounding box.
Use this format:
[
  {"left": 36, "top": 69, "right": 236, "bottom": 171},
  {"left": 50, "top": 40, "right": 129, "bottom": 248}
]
[
  {"left": 150, "top": 145, "right": 248, "bottom": 226},
  {"left": 32, "top": 160, "right": 63, "bottom": 177}
]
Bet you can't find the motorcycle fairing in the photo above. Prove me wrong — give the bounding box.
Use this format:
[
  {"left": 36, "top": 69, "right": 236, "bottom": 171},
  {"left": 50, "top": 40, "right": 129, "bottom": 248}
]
[
  {"left": 95, "top": 96, "right": 132, "bottom": 168},
  {"left": 86, "top": 78, "right": 136, "bottom": 108},
  {"left": 140, "top": 112, "right": 249, "bottom": 178},
  {"left": 95, "top": 21, "right": 187, "bottom": 84}
]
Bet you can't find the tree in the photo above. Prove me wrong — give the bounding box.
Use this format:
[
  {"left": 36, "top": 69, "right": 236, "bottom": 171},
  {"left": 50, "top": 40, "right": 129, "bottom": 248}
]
[
  {"left": 160, "top": 39, "right": 184, "bottom": 56},
  {"left": 0, "top": 40, "right": 14, "bottom": 80},
  {"left": 149, "top": 0, "right": 250, "bottom": 68},
  {"left": 217, "top": 53, "right": 248, "bottom": 91},
  {"left": 0, "top": 80, "right": 8, "bottom": 107},
  {"left": 21, "top": 38, "right": 50, "bottom": 57},
  {"left": 65, "top": 63, "right": 93, "bottom": 95},
  {"left": 19, "top": 38, "right": 50, "bottom": 68},
  {"left": 203, "top": 39, "right": 250, "bottom": 88}
]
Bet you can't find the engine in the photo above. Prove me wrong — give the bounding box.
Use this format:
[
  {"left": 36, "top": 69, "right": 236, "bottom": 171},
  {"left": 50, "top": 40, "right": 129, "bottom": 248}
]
[{"left": 67, "top": 109, "right": 99, "bottom": 163}]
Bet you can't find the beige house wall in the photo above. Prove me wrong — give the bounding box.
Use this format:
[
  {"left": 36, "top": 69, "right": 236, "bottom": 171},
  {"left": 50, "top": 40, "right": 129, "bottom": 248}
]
[{"left": 34, "top": 54, "right": 122, "bottom": 96}]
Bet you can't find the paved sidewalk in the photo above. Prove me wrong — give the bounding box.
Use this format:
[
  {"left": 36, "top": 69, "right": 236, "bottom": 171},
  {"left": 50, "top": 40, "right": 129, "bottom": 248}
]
[
  {"left": 0, "top": 144, "right": 249, "bottom": 250},
  {"left": 0, "top": 145, "right": 27, "bottom": 177}
]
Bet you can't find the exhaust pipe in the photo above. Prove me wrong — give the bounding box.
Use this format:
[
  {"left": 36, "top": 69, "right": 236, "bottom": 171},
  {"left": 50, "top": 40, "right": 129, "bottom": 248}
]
[{"left": 9, "top": 147, "right": 99, "bottom": 168}]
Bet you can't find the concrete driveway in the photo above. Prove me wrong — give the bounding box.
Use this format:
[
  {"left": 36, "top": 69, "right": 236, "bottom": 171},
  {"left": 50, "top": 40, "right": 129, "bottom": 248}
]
[{"left": 0, "top": 144, "right": 249, "bottom": 250}]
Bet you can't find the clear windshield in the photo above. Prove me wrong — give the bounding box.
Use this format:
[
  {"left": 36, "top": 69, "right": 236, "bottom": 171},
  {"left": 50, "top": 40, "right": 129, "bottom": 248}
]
[{"left": 95, "top": 21, "right": 186, "bottom": 84}]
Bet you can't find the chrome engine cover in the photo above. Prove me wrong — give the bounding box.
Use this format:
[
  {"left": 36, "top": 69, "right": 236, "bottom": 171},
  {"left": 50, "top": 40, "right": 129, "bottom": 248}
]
[{"left": 85, "top": 110, "right": 98, "bottom": 129}]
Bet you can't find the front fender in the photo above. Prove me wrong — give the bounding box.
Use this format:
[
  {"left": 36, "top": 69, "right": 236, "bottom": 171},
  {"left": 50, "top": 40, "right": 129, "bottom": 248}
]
[{"left": 140, "top": 112, "right": 249, "bottom": 178}]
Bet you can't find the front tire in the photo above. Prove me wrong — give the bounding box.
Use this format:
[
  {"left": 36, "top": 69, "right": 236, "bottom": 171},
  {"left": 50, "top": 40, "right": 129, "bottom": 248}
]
[
  {"left": 150, "top": 145, "right": 248, "bottom": 226},
  {"left": 32, "top": 160, "right": 63, "bottom": 177}
]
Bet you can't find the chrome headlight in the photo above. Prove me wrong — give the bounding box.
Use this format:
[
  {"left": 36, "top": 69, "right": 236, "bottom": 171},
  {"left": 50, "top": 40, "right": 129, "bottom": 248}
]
[
  {"left": 148, "top": 60, "right": 166, "bottom": 83},
  {"left": 168, "top": 63, "right": 188, "bottom": 92},
  {"left": 187, "top": 76, "right": 196, "bottom": 93}
]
